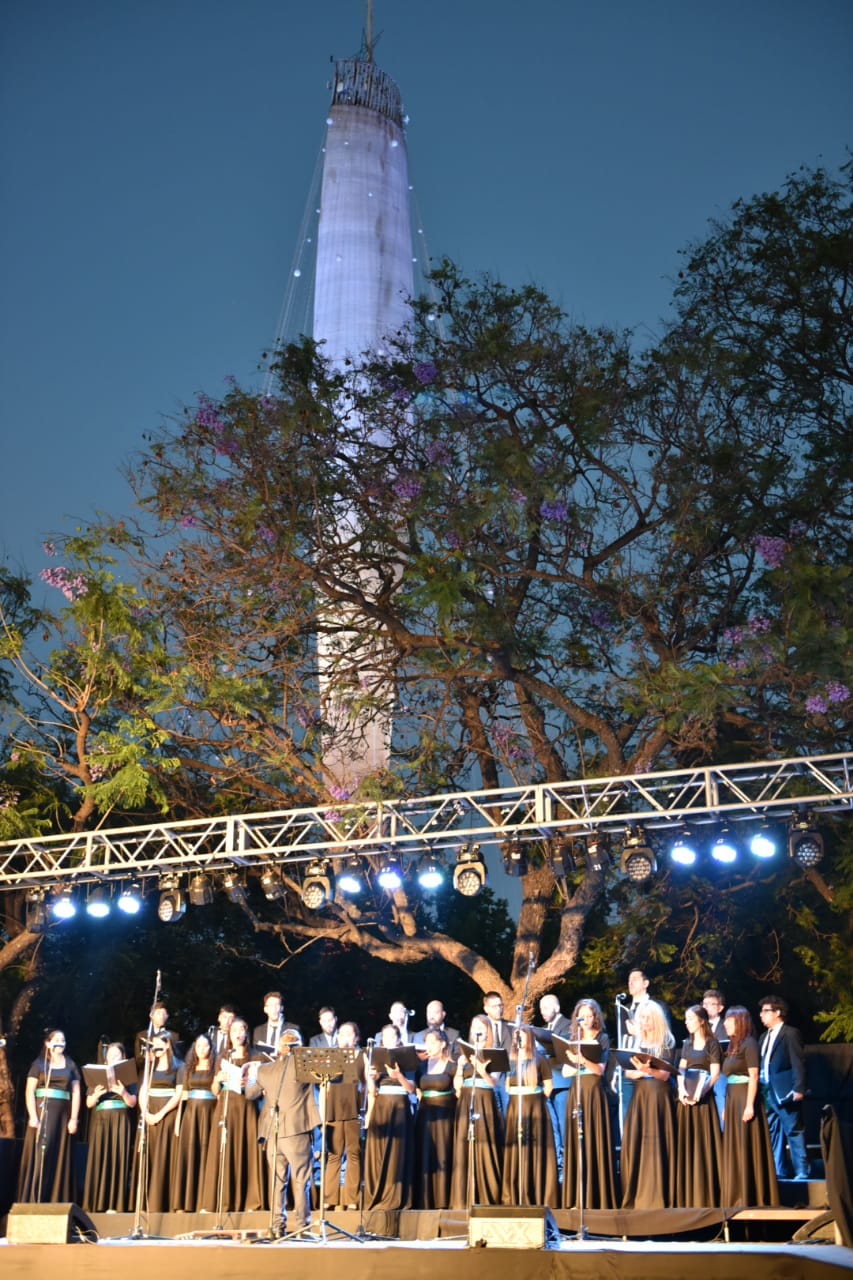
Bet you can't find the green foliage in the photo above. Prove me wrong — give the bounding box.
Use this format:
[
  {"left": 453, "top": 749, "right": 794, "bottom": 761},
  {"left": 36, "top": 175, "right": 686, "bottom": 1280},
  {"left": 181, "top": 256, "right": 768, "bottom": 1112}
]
[{"left": 0, "top": 161, "right": 851, "bottom": 1041}]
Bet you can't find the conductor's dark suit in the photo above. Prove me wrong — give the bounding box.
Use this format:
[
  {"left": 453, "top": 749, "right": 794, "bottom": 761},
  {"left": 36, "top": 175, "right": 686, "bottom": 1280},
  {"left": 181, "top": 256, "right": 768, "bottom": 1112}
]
[
  {"left": 246, "top": 1049, "right": 321, "bottom": 1233},
  {"left": 759, "top": 1022, "right": 809, "bottom": 1178}
]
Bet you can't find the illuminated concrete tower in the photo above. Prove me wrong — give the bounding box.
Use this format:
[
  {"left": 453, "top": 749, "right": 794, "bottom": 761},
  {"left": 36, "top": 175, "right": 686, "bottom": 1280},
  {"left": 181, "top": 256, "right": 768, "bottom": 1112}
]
[
  {"left": 312, "top": 33, "right": 413, "bottom": 788},
  {"left": 313, "top": 47, "right": 413, "bottom": 369}
]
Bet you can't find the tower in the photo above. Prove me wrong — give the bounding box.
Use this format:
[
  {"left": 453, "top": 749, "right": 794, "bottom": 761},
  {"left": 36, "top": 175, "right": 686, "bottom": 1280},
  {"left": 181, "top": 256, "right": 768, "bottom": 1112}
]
[{"left": 312, "top": 42, "right": 414, "bottom": 788}]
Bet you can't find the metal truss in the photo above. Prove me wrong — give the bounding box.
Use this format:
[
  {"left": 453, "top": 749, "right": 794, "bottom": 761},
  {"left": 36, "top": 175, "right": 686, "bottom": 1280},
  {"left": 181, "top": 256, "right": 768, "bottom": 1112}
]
[{"left": 0, "top": 751, "right": 851, "bottom": 891}]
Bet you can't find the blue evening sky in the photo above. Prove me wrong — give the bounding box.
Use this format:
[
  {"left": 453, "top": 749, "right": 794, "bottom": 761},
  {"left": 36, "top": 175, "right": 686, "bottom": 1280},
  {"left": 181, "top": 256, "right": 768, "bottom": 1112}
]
[{"left": 1, "top": 1, "right": 850, "bottom": 582}]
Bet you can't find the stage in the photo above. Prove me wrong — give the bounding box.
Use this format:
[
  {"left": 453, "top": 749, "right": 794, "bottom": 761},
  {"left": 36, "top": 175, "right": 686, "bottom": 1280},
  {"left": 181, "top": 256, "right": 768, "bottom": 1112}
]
[{"left": 2, "top": 1205, "right": 852, "bottom": 1280}]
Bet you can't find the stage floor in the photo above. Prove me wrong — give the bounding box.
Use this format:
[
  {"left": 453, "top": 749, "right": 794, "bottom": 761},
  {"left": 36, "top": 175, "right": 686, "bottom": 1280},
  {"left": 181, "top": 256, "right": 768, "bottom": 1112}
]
[{"left": 2, "top": 1208, "right": 852, "bottom": 1280}]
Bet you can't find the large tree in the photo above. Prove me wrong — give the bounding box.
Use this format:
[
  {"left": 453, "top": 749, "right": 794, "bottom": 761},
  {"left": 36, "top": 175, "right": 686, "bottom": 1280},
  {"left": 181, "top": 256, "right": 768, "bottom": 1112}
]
[{"left": 1, "top": 162, "right": 851, "bottom": 1047}]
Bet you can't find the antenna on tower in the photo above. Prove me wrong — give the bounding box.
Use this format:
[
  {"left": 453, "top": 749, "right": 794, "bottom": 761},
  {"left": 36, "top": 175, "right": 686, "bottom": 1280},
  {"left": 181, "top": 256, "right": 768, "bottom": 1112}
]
[{"left": 365, "top": 0, "right": 373, "bottom": 62}]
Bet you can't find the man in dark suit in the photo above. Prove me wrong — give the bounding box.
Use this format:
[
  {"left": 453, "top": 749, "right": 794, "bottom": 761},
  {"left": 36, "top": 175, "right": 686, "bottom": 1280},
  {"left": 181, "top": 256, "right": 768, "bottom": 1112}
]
[
  {"left": 538, "top": 993, "right": 572, "bottom": 1172},
  {"left": 758, "top": 994, "right": 809, "bottom": 1179},
  {"left": 252, "top": 990, "right": 299, "bottom": 1051},
  {"left": 309, "top": 1006, "right": 339, "bottom": 1048},
  {"left": 246, "top": 1031, "right": 321, "bottom": 1237},
  {"left": 134, "top": 1001, "right": 182, "bottom": 1068},
  {"left": 412, "top": 1000, "right": 460, "bottom": 1052}
]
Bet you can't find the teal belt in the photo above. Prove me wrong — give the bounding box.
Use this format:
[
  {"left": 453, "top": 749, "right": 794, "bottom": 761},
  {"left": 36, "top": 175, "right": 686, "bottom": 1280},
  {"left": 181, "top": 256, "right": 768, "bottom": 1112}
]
[
  {"left": 379, "top": 1085, "right": 409, "bottom": 1095},
  {"left": 420, "top": 1089, "right": 454, "bottom": 1098},
  {"left": 189, "top": 1089, "right": 215, "bottom": 1100},
  {"left": 96, "top": 1099, "right": 126, "bottom": 1111},
  {"left": 726, "top": 1074, "right": 750, "bottom": 1084},
  {"left": 461, "top": 1079, "right": 494, "bottom": 1089},
  {"left": 148, "top": 1087, "right": 176, "bottom": 1097},
  {"left": 507, "top": 1085, "right": 543, "bottom": 1095},
  {"left": 36, "top": 1087, "right": 70, "bottom": 1100}
]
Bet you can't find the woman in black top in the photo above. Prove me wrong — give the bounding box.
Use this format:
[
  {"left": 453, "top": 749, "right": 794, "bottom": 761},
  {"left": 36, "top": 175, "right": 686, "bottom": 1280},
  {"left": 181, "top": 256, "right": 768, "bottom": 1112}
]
[
  {"left": 720, "top": 1006, "right": 778, "bottom": 1207},
  {"left": 18, "top": 1029, "right": 81, "bottom": 1202},
  {"left": 675, "top": 1005, "right": 722, "bottom": 1207}
]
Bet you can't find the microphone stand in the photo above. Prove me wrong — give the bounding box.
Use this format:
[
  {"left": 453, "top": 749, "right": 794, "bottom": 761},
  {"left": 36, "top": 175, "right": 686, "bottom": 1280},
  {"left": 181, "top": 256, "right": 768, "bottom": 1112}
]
[
  {"left": 353, "top": 1039, "right": 380, "bottom": 1241},
  {"left": 567, "top": 1027, "right": 589, "bottom": 1241},
  {"left": 214, "top": 1056, "right": 237, "bottom": 1231},
  {"left": 130, "top": 969, "right": 161, "bottom": 1240},
  {"left": 614, "top": 994, "right": 629, "bottom": 1141},
  {"left": 34, "top": 1048, "right": 54, "bottom": 1203},
  {"left": 465, "top": 1035, "right": 485, "bottom": 1214},
  {"left": 514, "top": 950, "right": 535, "bottom": 1206}
]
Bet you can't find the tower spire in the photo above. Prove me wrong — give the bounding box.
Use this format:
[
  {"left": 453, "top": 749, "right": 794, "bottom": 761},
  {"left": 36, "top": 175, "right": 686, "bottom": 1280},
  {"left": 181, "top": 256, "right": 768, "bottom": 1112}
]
[{"left": 366, "top": 0, "right": 373, "bottom": 62}]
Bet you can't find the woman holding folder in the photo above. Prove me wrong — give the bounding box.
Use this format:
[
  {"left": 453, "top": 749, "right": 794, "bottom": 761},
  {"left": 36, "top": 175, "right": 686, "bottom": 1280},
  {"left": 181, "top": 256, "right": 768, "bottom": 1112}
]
[
  {"left": 82, "top": 1041, "right": 137, "bottom": 1213},
  {"left": 560, "top": 998, "right": 617, "bottom": 1210},
  {"left": 450, "top": 1014, "right": 505, "bottom": 1208},
  {"left": 619, "top": 1000, "right": 677, "bottom": 1209}
]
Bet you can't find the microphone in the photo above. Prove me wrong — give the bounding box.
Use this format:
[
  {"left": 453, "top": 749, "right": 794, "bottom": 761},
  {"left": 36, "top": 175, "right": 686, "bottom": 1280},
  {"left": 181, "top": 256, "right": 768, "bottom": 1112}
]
[
  {"left": 0, "top": 1036, "right": 6, "bottom": 1048},
  {"left": 366, "top": 1037, "right": 375, "bottom": 1047},
  {"left": 616, "top": 992, "right": 627, "bottom": 1001},
  {"left": 528, "top": 948, "right": 536, "bottom": 971},
  {"left": 474, "top": 1030, "right": 484, "bottom": 1041},
  {"left": 407, "top": 1009, "right": 415, "bottom": 1018}
]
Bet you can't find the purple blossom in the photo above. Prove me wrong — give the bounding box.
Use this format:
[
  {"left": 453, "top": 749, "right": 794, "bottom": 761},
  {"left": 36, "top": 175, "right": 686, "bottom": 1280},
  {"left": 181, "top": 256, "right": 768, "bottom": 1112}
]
[
  {"left": 257, "top": 526, "right": 276, "bottom": 546},
  {"left": 42, "top": 541, "right": 56, "bottom": 558},
  {"left": 392, "top": 387, "right": 412, "bottom": 405},
  {"left": 747, "top": 615, "right": 771, "bottom": 635},
  {"left": 827, "top": 681, "right": 850, "bottom": 703},
  {"left": 540, "top": 499, "right": 569, "bottom": 523},
  {"left": 260, "top": 395, "right": 279, "bottom": 414},
  {"left": 39, "top": 566, "right": 88, "bottom": 602},
  {"left": 754, "top": 534, "right": 788, "bottom": 569},
  {"left": 447, "top": 530, "right": 462, "bottom": 550},
  {"left": 328, "top": 783, "right": 353, "bottom": 802},
  {"left": 223, "top": 374, "right": 236, "bottom": 386},
  {"left": 10, "top": 751, "right": 20, "bottom": 762},
  {"left": 426, "top": 440, "right": 451, "bottom": 466},
  {"left": 214, "top": 437, "right": 239, "bottom": 457},
  {"left": 805, "top": 694, "right": 828, "bottom": 715},
  {"left": 413, "top": 361, "right": 437, "bottom": 385},
  {"left": 589, "top": 605, "right": 612, "bottom": 630},
  {"left": 730, "top": 655, "right": 748, "bottom": 672},
  {"left": 295, "top": 704, "right": 320, "bottom": 728},
  {"left": 179, "top": 515, "right": 197, "bottom": 529},
  {"left": 394, "top": 475, "right": 423, "bottom": 503},
  {"left": 788, "top": 520, "right": 808, "bottom": 538},
  {"left": 723, "top": 626, "right": 744, "bottom": 647},
  {"left": 195, "top": 393, "right": 226, "bottom": 432},
  {"left": 510, "top": 488, "right": 527, "bottom": 507}
]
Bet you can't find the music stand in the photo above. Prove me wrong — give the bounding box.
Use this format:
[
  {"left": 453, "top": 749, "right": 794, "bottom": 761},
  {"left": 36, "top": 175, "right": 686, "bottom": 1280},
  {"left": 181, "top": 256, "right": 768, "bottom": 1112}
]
[{"left": 284, "top": 1046, "right": 364, "bottom": 1244}]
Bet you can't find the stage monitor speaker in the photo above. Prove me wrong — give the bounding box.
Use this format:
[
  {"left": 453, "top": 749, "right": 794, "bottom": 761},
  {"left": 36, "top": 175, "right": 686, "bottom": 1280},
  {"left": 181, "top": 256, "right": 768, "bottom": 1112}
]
[
  {"left": 6, "top": 1201, "right": 98, "bottom": 1244},
  {"left": 468, "top": 1204, "right": 559, "bottom": 1249}
]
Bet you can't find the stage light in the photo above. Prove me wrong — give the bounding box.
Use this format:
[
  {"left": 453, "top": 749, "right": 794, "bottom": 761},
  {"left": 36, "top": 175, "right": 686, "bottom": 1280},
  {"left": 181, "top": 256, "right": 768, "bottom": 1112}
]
[
  {"left": 453, "top": 844, "right": 486, "bottom": 897},
  {"left": 549, "top": 840, "right": 576, "bottom": 878},
  {"left": 585, "top": 833, "right": 611, "bottom": 873},
  {"left": 86, "top": 886, "right": 111, "bottom": 919},
  {"left": 501, "top": 840, "right": 527, "bottom": 877},
  {"left": 337, "top": 857, "right": 365, "bottom": 895},
  {"left": 788, "top": 818, "right": 824, "bottom": 868},
  {"left": 157, "top": 875, "right": 185, "bottom": 922},
  {"left": 377, "top": 856, "right": 403, "bottom": 892},
  {"left": 416, "top": 854, "right": 444, "bottom": 890},
  {"left": 670, "top": 832, "right": 697, "bottom": 867},
  {"left": 620, "top": 828, "right": 657, "bottom": 883},
  {"left": 188, "top": 872, "right": 214, "bottom": 907},
  {"left": 260, "top": 865, "right": 285, "bottom": 901},
  {"left": 117, "top": 881, "right": 143, "bottom": 915},
  {"left": 222, "top": 872, "right": 248, "bottom": 906},
  {"left": 749, "top": 825, "right": 777, "bottom": 859},
  {"left": 25, "top": 889, "right": 47, "bottom": 933},
  {"left": 711, "top": 829, "right": 737, "bottom": 864},
  {"left": 51, "top": 887, "right": 77, "bottom": 920},
  {"left": 301, "top": 859, "right": 333, "bottom": 909}
]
